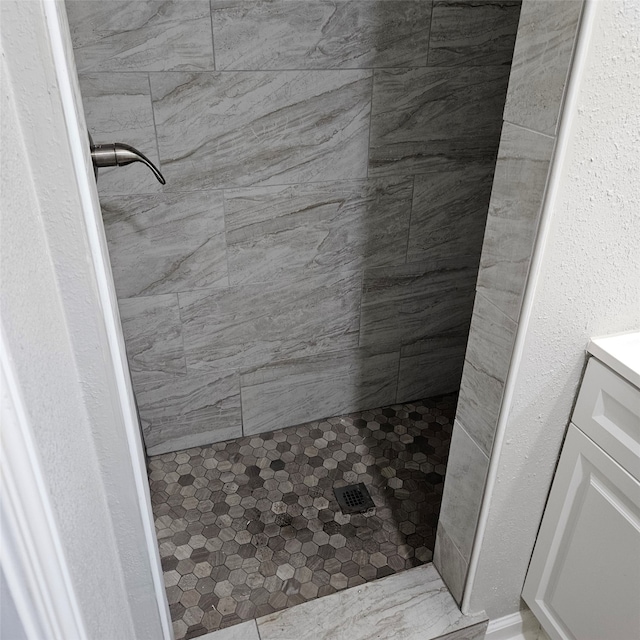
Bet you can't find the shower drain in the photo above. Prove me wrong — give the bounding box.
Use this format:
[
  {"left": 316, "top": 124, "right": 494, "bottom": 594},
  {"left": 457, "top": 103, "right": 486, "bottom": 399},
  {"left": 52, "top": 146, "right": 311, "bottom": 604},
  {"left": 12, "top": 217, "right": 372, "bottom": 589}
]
[{"left": 333, "top": 483, "right": 375, "bottom": 514}]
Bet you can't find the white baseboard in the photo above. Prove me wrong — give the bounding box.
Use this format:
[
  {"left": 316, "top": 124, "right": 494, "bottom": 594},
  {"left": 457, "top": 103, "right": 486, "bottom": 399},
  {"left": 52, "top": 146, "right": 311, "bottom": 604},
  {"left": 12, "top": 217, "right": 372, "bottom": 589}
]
[{"left": 485, "top": 610, "right": 543, "bottom": 640}]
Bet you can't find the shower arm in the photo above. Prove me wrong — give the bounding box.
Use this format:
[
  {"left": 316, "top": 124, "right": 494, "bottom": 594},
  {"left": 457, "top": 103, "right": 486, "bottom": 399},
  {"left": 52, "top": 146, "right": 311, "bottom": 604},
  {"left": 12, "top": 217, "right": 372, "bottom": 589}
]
[{"left": 89, "top": 133, "right": 166, "bottom": 185}]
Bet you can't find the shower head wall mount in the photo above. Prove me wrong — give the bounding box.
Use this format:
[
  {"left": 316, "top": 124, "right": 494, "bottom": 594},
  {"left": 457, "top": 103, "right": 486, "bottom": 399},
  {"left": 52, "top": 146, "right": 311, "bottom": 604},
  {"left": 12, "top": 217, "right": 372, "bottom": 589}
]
[{"left": 88, "top": 132, "right": 166, "bottom": 185}]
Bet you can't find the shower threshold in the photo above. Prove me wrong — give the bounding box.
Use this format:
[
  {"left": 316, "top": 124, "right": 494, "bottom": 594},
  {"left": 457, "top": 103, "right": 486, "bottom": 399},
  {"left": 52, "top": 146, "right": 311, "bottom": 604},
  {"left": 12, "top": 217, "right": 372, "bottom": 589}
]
[
  {"left": 148, "top": 394, "right": 455, "bottom": 639},
  {"left": 205, "top": 564, "right": 487, "bottom": 640}
]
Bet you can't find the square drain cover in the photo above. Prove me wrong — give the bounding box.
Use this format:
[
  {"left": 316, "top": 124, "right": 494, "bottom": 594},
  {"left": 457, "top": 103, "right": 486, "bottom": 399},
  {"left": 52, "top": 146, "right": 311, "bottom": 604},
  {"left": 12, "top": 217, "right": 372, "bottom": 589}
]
[{"left": 333, "top": 483, "right": 375, "bottom": 514}]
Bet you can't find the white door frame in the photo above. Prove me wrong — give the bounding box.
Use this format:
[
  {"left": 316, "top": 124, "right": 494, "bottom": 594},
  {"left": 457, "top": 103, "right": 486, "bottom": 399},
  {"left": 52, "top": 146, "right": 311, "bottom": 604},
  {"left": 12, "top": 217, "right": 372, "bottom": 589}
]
[
  {"left": 1, "top": 0, "right": 172, "bottom": 636},
  {"left": 43, "top": 2, "right": 173, "bottom": 636}
]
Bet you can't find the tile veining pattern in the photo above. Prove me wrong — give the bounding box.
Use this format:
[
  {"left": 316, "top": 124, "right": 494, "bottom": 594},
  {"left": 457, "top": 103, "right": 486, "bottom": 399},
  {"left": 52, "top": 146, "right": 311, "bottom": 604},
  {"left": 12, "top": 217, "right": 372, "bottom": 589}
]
[
  {"left": 149, "top": 395, "right": 455, "bottom": 639},
  {"left": 66, "top": 0, "right": 521, "bottom": 453},
  {"left": 433, "top": 0, "right": 585, "bottom": 604},
  {"left": 257, "top": 563, "right": 488, "bottom": 640}
]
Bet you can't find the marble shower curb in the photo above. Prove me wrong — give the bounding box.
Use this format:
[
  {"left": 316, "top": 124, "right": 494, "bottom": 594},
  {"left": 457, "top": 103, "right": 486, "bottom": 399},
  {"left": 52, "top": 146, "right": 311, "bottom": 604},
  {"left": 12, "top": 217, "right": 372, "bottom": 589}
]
[{"left": 200, "top": 563, "right": 487, "bottom": 640}]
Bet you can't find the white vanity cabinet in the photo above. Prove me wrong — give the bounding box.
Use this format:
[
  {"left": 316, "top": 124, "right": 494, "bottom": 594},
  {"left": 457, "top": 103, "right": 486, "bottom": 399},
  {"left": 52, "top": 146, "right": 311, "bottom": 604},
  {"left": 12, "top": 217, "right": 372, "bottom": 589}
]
[{"left": 523, "top": 336, "right": 640, "bottom": 640}]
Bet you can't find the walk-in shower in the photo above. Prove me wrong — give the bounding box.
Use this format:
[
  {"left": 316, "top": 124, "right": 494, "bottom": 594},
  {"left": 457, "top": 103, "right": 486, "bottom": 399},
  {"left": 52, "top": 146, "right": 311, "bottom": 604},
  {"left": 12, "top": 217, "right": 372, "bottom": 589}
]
[{"left": 65, "top": 0, "right": 524, "bottom": 636}]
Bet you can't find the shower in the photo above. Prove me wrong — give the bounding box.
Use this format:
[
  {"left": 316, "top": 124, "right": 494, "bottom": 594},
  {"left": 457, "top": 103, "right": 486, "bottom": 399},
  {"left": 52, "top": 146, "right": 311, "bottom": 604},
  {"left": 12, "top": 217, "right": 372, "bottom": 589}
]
[{"left": 65, "top": 0, "right": 522, "bottom": 636}]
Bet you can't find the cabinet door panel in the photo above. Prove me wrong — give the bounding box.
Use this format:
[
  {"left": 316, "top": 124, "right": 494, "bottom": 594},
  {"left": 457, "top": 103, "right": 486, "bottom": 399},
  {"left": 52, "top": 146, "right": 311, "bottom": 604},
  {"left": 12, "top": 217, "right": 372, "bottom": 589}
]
[
  {"left": 572, "top": 357, "right": 640, "bottom": 480},
  {"left": 523, "top": 425, "right": 640, "bottom": 640}
]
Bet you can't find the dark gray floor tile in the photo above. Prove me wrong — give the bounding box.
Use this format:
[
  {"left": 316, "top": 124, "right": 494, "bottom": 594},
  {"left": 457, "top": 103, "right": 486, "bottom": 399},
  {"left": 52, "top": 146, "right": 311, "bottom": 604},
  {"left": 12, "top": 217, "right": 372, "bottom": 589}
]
[{"left": 149, "top": 394, "right": 456, "bottom": 638}]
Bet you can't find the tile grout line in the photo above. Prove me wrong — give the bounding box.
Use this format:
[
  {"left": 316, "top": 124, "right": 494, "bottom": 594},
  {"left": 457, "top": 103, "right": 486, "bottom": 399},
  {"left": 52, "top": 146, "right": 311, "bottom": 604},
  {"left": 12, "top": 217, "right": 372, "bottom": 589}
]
[
  {"left": 355, "top": 267, "right": 366, "bottom": 350},
  {"left": 147, "top": 72, "right": 163, "bottom": 176},
  {"left": 425, "top": 0, "right": 436, "bottom": 67},
  {"left": 71, "top": 61, "right": 514, "bottom": 75},
  {"left": 219, "top": 187, "right": 233, "bottom": 293},
  {"left": 173, "top": 291, "right": 189, "bottom": 376},
  {"left": 98, "top": 172, "right": 424, "bottom": 197},
  {"left": 501, "top": 118, "right": 557, "bottom": 140},
  {"left": 365, "top": 70, "right": 375, "bottom": 179},
  {"left": 437, "top": 520, "right": 470, "bottom": 580},
  {"left": 473, "top": 287, "right": 519, "bottom": 329},
  {"left": 209, "top": 0, "right": 217, "bottom": 71},
  {"left": 403, "top": 175, "right": 416, "bottom": 266},
  {"left": 238, "top": 372, "right": 246, "bottom": 439},
  {"left": 393, "top": 347, "right": 403, "bottom": 405}
]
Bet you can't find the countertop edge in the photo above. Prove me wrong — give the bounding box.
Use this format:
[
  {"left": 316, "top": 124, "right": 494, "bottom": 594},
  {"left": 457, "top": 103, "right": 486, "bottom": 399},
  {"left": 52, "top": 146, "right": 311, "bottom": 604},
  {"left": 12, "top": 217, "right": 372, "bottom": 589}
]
[{"left": 588, "top": 331, "right": 640, "bottom": 389}]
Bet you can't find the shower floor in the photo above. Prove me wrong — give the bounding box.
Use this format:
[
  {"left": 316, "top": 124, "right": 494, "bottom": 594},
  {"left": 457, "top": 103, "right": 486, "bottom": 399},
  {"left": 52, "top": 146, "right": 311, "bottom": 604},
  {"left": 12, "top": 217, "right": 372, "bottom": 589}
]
[{"left": 148, "top": 394, "right": 455, "bottom": 639}]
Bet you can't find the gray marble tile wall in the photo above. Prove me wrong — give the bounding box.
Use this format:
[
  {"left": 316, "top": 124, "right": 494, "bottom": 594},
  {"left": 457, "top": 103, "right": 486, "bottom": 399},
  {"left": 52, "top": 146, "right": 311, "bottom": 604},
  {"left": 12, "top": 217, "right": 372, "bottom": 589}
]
[
  {"left": 434, "top": 0, "right": 584, "bottom": 604},
  {"left": 66, "top": 0, "right": 521, "bottom": 455}
]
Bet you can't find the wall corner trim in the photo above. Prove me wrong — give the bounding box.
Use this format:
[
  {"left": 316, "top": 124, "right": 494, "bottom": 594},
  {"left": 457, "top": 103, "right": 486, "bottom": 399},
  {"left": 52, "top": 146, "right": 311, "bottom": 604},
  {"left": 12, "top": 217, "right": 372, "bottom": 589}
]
[
  {"left": 40, "top": 1, "right": 173, "bottom": 636},
  {"left": 460, "top": 0, "right": 595, "bottom": 616}
]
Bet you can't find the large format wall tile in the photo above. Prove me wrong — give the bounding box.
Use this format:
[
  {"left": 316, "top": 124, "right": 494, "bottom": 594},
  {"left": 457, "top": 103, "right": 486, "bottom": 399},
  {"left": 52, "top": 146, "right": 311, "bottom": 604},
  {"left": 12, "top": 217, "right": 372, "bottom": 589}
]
[
  {"left": 359, "top": 257, "right": 478, "bottom": 348},
  {"left": 150, "top": 71, "right": 372, "bottom": 191},
  {"left": 66, "top": 0, "right": 215, "bottom": 72},
  {"left": 179, "top": 272, "right": 362, "bottom": 372},
  {"left": 433, "top": 0, "right": 582, "bottom": 605},
  {"left": 369, "top": 66, "right": 510, "bottom": 176},
  {"left": 224, "top": 177, "right": 413, "bottom": 285},
  {"left": 102, "top": 191, "right": 228, "bottom": 298},
  {"left": 456, "top": 293, "right": 517, "bottom": 457},
  {"left": 68, "top": 0, "right": 522, "bottom": 462},
  {"left": 211, "top": 0, "right": 432, "bottom": 70},
  {"left": 428, "top": 0, "right": 521, "bottom": 67},
  {"left": 137, "top": 370, "right": 242, "bottom": 455},
  {"left": 434, "top": 522, "right": 468, "bottom": 605},
  {"left": 476, "top": 122, "right": 554, "bottom": 321},
  {"left": 241, "top": 346, "right": 400, "bottom": 435},
  {"left": 396, "top": 336, "right": 468, "bottom": 404},
  {"left": 438, "top": 421, "right": 489, "bottom": 562},
  {"left": 118, "top": 294, "right": 186, "bottom": 380},
  {"left": 79, "top": 73, "right": 162, "bottom": 196},
  {"left": 503, "top": 0, "right": 583, "bottom": 135},
  {"left": 407, "top": 164, "right": 495, "bottom": 264}
]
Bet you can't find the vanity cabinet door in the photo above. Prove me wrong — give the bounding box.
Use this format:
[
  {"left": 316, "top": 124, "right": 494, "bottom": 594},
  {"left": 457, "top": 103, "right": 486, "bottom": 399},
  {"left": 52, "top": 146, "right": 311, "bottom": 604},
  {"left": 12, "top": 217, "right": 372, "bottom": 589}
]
[{"left": 522, "top": 424, "right": 640, "bottom": 640}]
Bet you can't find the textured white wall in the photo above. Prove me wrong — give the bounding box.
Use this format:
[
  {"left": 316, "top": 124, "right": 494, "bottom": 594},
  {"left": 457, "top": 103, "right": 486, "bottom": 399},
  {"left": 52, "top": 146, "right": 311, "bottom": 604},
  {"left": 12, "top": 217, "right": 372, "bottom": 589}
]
[
  {"left": 1, "top": 1, "right": 165, "bottom": 637},
  {"left": 1, "top": 44, "right": 134, "bottom": 640},
  {"left": 468, "top": 0, "right": 640, "bottom": 619}
]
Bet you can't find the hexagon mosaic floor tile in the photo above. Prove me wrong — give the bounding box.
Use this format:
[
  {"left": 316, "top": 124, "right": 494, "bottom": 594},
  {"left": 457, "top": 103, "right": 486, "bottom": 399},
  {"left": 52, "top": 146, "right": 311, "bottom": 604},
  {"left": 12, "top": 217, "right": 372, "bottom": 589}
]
[{"left": 148, "top": 394, "right": 456, "bottom": 640}]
